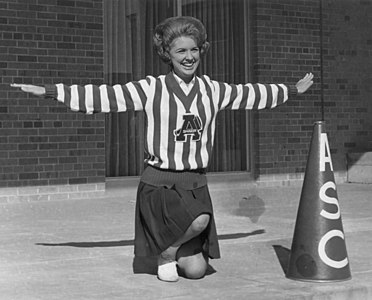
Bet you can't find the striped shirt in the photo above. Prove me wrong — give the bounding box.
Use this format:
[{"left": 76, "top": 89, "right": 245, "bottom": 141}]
[{"left": 45, "top": 73, "right": 296, "bottom": 171}]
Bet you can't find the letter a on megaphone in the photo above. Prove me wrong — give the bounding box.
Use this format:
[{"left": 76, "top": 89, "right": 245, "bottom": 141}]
[{"left": 286, "top": 121, "right": 351, "bottom": 282}]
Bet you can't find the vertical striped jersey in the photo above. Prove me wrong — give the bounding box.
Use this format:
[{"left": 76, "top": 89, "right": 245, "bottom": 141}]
[{"left": 45, "top": 73, "right": 296, "bottom": 171}]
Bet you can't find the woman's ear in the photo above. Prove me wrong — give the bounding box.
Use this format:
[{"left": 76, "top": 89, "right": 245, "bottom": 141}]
[
  {"left": 200, "top": 41, "right": 210, "bottom": 56},
  {"left": 164, "top": 51, "right": 170, "bottom": 60},
  {"left": 163, "top": 51, "right": 172, "bottom": 65}
]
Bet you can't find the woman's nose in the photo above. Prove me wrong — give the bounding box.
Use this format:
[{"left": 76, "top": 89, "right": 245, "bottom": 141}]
[{"left": 185, "top": 51, "right": 193, "bottom": 60}]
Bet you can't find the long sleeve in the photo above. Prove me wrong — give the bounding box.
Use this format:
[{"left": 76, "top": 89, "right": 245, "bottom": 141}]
[
  {"left": 44, "top": 78, "right": 151, "bottom": 114},
  {"left": 202, "top": 76, "right": 297, "bottom": 111}
]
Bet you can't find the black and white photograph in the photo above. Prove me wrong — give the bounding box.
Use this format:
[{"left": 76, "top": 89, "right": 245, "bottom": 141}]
[{"left": 1, "top": 0, "right": 372, "bottom": 299}]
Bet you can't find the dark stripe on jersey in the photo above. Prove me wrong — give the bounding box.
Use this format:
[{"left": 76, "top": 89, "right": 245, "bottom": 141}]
[
  {"left": 63, "top": 85, "right": 71, "bottom": 110},
  {"left": 180, "top": 76, "right": 192, "bottom": 170},
  {"left": 217, "top": 82, "right": 226, "bottom": 110},
  {"left": 165, "top": 73, "right": 198, "bottom": 113},
  {"left": 92, "top": 85, "right": 101, "bottom": 113},
  {"left": 201, "top": 78, "right": 216, "bottom": 162},
  {"left": 225, "top": 84, "right": 237, "bottom": 110},
  {"left": 133, "top": 82, "right": 147, "bottom": 108},
  {"left": 252, "top": 84, "right": 261, "bottom": 110},
  {"left": 77, "top": 85, "right": 86, "bottom": 113},
  {"left": 167, "top": 90, "right": 177, "bottom": 170},
  {"left": 106, "top": 86, "right": 117, "bottom": 112},
  {"left": 152, "top": 78, "right": 162, "bottom": 167},
  {"left": 182, "top": 139, "right": 191, "bottom": 170},
  {"left": 277, "top": 85, "right": 285, "bottom": 106},
  {"left": 143, "top": 119, "right": 150, "bottom": 164},
  {"left": 92, "top": 86, "right": 102, "bottom": 112},
  {"left": 195, "top": 90, "right": 205, "bottom": 168},
  {"left": 122, "top": 84, "right": 134, "bottom": 111},
  {"left": 239, "top": 84, "right": 250, "bottom": 109},
  {"left": 184, "top": 79, "right": 199, "bottom": 112},
  {"left": 200, "top": 76, "right": 213, "bottom": 103},
  {"left": 264, "top": 84, "right": 273, "bottom": 109}
]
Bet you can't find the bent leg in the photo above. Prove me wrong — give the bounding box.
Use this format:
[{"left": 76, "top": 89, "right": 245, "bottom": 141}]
[
  {"left": 174, "top": 213, "right": 210, "bottom": 247},
  {"left": 176, "top": 235, "right": 208, "bottom": 279},
  {"left": 157, "top": 214, "right": 210, "bottom": 281},
  {"left": 159, "top": 213, "right": 210, "bottom": 261}
]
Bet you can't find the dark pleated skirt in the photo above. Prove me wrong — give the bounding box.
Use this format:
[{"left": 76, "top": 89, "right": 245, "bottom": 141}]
[{"left": 134, "top": 181, "right": 220, "bottom": 259}]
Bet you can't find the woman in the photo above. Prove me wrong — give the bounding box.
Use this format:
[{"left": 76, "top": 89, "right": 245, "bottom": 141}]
[{"left": 11, "top": 16, "right": 314, "bottom": 282}]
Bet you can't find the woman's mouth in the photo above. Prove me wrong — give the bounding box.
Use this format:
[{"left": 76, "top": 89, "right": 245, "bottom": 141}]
[{"left": 181, "top": 61, "right": 196, "bottom": 69}]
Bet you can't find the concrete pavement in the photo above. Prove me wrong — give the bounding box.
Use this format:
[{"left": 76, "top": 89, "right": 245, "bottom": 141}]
[{"left": 0, "top": 176, "right": 372, "bottom": 300}]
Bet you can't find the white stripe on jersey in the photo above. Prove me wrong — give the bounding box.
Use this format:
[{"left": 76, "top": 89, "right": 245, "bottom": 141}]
[
  {"left": 231, "top": 84, "right": 243, "bottom": 110},
  {"left": 56, "top": 83, "right": 65, "bottom": 104},
  {"left": 270, "top": 84, "right": 279, "bottom": 108},
  {"left": 145, "top": 76, "right": 157, "bottom": 158},
  {"left": 188, "top": 94, "right": 200, "bottom": 169},
  {"left": 113, "top": 85, "right": 127, "bottom": 112},
  {"left": 159, "top": 83, "right": 170, "bottom": 169},
  {"left": 70, "top": 85, "right": 79, "bottom": 111},
  {"left": 220, "top": 83, "right": 232, "bottom": 110},
  {"left": 99, "top": 85, "right": 110, "bottom": 112},
  {"left": 126, "top": 82, "right": 143, "bottom": 111},
  {"left": 173, "top": 94, "right": 186, "bottom": 170},
  {"left": 257, "top": 84, "right": 267, "bottom": 109},
  {"left": 198, "top": 79, "right": 212, "bottom": 168},
  {"left": 245, "top": 83, "right": 255, "bottom": 109},
  {"left": 84, "top": 85, "right": 94, "bottom": 114},
  {"left": 278, "top": 84, "right": 288, "bottom": 103}
]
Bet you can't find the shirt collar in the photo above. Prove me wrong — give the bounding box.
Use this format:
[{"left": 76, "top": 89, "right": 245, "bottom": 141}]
[{"left": 172, "top": 72, "right": 196, "bottom": 86}]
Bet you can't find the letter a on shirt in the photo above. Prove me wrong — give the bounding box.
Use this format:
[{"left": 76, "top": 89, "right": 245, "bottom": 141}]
[{"left": 174, "top": 114, "right": 203, "bottom": 142}]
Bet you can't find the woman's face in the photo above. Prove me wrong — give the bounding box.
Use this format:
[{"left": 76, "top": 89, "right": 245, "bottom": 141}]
[{"left": 168, "top": 36, "right": 200, "bottom": 83}]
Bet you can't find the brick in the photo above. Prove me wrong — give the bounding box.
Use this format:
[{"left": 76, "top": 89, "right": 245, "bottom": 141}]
[
  {"left": 19, "top": 173, "right": 39, "bottom": 180},
  {"left": 0, "top": 0, "right": 104, "bottom": 188},
  {"left": 69, "top": 177, "right": 87, "bottom": 185},
  {"left": 57, "top": 0, "right": 75, "bottom": 7},
  {"left": 2, "top": 0, "right": 371, "bottom": 187}
]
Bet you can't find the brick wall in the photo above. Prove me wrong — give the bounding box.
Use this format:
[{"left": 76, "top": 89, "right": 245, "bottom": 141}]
[
  {"left": 1, "top": 0, "right": 371, "bottom": 190},
  {"left": 253, "top": 0, "right": 372, "bottom": 182},
  {"left": 253, "top": 0, "right": 321, "bottom": 180},
  {"left": 0, "top": 0, "right": 105, "bottom": 188},
  {"left": 321, "top": 0, "right": 372, "bottom": 169}
]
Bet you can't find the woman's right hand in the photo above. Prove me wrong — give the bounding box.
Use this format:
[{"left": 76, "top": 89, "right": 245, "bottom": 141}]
[
  {"left": 295, "top": 73, "right": 314, "bottom": 94},
  {"left": 10, "top": 83, "right": 46, "bottom": 96}
]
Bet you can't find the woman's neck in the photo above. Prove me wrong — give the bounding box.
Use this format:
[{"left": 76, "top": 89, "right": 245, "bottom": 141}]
[{"left": 173, "top": 70, "right": 194, "bottom": 84}]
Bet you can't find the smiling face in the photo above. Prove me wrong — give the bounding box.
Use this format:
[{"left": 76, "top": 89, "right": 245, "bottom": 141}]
[{"left": 168, "top": 36, "right": 200, "bottom": 83}]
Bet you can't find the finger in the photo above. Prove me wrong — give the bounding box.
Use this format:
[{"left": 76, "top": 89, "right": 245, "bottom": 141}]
[
  {"left": 301, "top": 74, "right": 308, "bottom": 81},
  {"left": 10, "top": 83, "right": 22, "bottom": 88}
]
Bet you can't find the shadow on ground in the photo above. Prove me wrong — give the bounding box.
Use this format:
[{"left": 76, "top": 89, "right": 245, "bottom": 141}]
[
  {"left": 272, "top": 244, "right": 291, "bottom": 275},
  {"left": 35, "top": 229, "right": 266, "bottom": 248},
  {"left": 36, "top": 229, "right": 266, "bottom": 276}
]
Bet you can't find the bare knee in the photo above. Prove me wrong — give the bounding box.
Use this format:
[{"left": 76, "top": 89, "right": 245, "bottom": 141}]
[
  {"left": 190, "top": 214, "right": 210, "bottom": 233},
  {"left": 184, "top": 262, "right": 207, "bottom": 279},
  {"left": 178, "top": 253, "right": 208, "bottom": 279}
]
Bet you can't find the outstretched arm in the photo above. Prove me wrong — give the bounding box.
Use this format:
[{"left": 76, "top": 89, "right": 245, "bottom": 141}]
[
  {"left": 10, "top": 84, "right": 46, "bottom": 96},
  {"left": 213, "top": 72, "right": 315, "bottom": 111},
  {"left": 295, "top": 73, "right": 314, "bottom": 94},
  {"left": 11, "top": 81, "right": 148, "bottom": 114}
]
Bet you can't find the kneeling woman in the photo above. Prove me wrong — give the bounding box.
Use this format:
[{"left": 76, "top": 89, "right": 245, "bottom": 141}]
[{"left": 11, "top": 16, "right": 314, "bottom": 282}]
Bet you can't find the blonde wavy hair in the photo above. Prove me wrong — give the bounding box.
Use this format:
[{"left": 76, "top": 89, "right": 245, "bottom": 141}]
[{"left": 153, "top": 16, "right": 210, "bottom": 64}]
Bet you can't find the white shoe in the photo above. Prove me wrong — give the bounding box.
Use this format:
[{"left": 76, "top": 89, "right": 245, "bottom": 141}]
[{"left": 157, "top": 261, "right": 179, "bottom": 282}]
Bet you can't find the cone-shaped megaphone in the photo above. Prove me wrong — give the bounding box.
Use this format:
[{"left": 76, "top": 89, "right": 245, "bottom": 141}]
[{"left": 286, "top": 121, "right": 351, "bottom": 282}]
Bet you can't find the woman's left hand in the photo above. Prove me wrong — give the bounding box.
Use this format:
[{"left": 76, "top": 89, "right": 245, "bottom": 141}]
[
  {"left": 10, "top": 83, "right": 46, "bottom": 96},
  {"left": 296, "top": 73, "right": 314, "bottom": 94}
]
